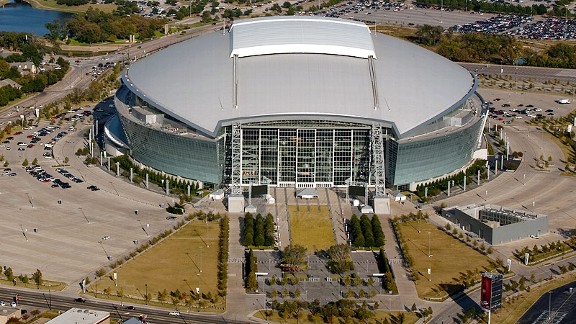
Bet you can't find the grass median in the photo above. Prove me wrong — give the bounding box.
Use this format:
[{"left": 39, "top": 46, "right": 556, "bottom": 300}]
[
  {"left": 397, "top": 220, "right": 495, "bottom": 299},
  {"left": 89, "top": 219, "right": 222, "bottom": 310},
  {"left": 288, "top": 205, "right": 335, "bottom": 252}
]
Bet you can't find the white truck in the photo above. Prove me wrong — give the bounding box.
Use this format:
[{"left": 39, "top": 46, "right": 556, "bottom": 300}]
[{"left": 556, "top": 98, "right": 571, "bottom": 104}]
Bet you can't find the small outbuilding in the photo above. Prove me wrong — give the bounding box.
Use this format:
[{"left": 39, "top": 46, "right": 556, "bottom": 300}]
[
  {"left": 390, "top": 191, "right": 406, "bottom": 202},
  {"left": 209, "top": 189, "right": 225, "bottom": 200},
  {"left": 296, "top": 188, "right": 318, "bottom": 199}
]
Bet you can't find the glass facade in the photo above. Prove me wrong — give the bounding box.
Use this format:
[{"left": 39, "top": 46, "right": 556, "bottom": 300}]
[
  {"left": 390, "top": 115, "right": 485, "bottom": 186},
  {"left": 233, "top": 125, "right": 370, "bottom": 187},
  {"left": 114, "top": 84, "right": 485, "bottom": 188},
  {"left": 119, "top": 115, "right": 223, "bottom": 184}
]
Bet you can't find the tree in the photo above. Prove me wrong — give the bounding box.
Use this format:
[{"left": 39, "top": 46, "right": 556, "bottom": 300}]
[
  {"left": 246, "top": 249, "right": 258, "bottom": 290},
  {"left": 32, "top": 157, "right": 38, "bottom": 165},
  {"left": 4, "top": 267, "right": 14, "bottom": 282},
  {"left": 22, "top": 158, "right": 29, "bottom": 167},
  {"left": 242, "top": 213, "right": 254, "bottom": 246},
  {"left": 360, "top": 214, "right": 374, "bottom": 247},
  {"left": 254, "top": 214, "right": 265, "bottom": 246},
  {"left": 32, "top": 269, "right": 42, "bottom": 286},
  {"left": 264, "top": 213, "right": 275, "bottom": 246},
  {"left": 351, "top": 215, "right": 364, "bottom": 247},
  {"left": 201, "top": 11, "right": 212, "bottom": 23},
  {"left": 415, "top": 25, "right": 444, "bottom": 46},
  {"left": 64, "top": 156, "right": 69, "bottom": 164},
  {"left": 372, "top": 215, "right": 385, "bottom": 247},
  {"left": 326, "top": 244, "right": 354, "bottom": 274},
  {"left": 282, "top": 244, "right": 307, "bottom": 268}
]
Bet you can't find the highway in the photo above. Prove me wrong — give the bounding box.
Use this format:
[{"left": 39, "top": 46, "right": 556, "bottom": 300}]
[
  {"left": 0, "top": 287, "right": 246, "bottom": 324},
  {"left": 459, "top": 62, "right": 576, "bottom": 83}
]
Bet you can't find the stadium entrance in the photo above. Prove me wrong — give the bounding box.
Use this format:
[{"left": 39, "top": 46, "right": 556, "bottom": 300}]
[{"left": 228, "top": 121, "right": 381, "bottom": 188}]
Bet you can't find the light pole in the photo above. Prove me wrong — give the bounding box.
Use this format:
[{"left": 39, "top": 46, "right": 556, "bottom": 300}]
[
  {"left": 79, "top": 207, "right": 90, "bottom": 224},
  {"left": 428, "top": 232, "right": 432, "bottom": 282},
  {"left": 548, "top": 291, "right": 552, "bottom": 320},
  {"left": 428, "top": 232, "right": 431, "bottom": 257}
]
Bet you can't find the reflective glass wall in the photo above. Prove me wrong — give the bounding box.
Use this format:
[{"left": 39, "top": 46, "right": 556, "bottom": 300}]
[
  {"left": 391, "top": 116, "right": 484, "bottom": 186},
  {"left": 237, "top": 126, "right": 370, "bottom": 187},
  {"left": 119, "top": 115, "right": 222, "bottom": 184}
]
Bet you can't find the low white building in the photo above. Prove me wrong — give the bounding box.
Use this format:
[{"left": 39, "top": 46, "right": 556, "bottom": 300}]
[
  {"left": 47, "top": 308, "right": 110, "bottom": 324},
  {"left": 390, "top": 191, "right": 406, "bottom": 202}
]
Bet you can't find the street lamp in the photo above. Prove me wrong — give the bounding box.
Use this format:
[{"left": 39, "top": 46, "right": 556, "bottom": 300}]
[
  {"left": 548, "top": 291, "right": 553, "bottom": 320},
  {"left": 428, "top": 232, "right": 432, "bottom": 282}
]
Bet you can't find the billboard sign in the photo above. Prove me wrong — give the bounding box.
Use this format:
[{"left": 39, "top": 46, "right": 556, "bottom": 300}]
[
  {"left": 481, "top": 272, "right": 503, "bottom": 311},
  {"left": 481, "top": 275, "right": 492, "bottom": 311},
  {"left": 348, "top": 186, "right": 365, "bottom": 197}
]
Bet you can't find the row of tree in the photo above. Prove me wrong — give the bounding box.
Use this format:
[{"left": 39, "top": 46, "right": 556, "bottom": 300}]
[
  {"left": 1, "top": 267, "right": 43, "bottom": 287},
  {"left": 242, "top": 213, "right": 275, "bottom": 247},
  {"left": 270, "top": 299, "right": 376, "bottom": 322},
  {"left": 217, "top": 215, "right": 229, "bottom": 296},
  {"left": 245, "top": 249, "right": 258, "bottom": 291},
  {"left": 349, "top": 214, "right": 385, "bottom": 248},
  {"left": 376, "top": 247, "right": 397, "bottom": 293}
]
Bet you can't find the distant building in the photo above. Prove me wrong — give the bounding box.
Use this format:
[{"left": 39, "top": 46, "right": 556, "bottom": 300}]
[
  {"left": 442, "top": 204, "right": 548, "bottom": 245},
  {"left": 0, "top": 306, "right": 21, "bottom": 324},
  {"left": 8, "top": 61, "right": 36, "bottom": 75},
  {"left": 0, "top": 79, "right": 21, "bottom": 90},
  {"left": 123, "top": 317, "right": 145, "bottom": 324},
  {"left": 47, "top": 308, "right": 110, "bottom": 324}
]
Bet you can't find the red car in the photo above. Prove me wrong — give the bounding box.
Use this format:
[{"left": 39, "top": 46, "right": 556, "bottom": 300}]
[{"left": 27, "top": 144, "right": 34, "bottom": 148}]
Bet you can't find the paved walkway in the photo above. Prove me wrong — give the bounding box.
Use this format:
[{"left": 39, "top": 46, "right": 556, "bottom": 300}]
[{"left": 223, "top": 213, "right": 263, "bottom": 321}]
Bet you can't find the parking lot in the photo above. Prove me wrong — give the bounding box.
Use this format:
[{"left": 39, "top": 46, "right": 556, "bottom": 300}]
[
  {"left": 0, "top": 107, "right": 179, "bottom": 285},
  {"left": 480, "top": 88, "right": 574, "bottom": 125},
  {"left": 253, "top": 250, "right": 385, "bottom": 304}
]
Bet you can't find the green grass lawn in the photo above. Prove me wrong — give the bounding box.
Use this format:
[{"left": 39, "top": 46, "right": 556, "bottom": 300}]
[
  {"left": 89, "top": 220, "right": 221, "bottom": 308},
  {"left": 397, "top": 220, "right": 495, "bottom": 299},
  {"left": 288, "top": 205, "right": 335, "bottom": 252}
]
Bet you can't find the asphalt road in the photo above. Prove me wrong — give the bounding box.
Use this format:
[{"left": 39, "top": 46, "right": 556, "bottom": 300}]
[
  {"left": 460, "top": 62, "right": 576, "bottom": 83},
  {"left": 518, "top": 280, "right": 576, "bottom": 324},
  {"left": 0, "top": 287, "right": 245, "bottom": 324}
]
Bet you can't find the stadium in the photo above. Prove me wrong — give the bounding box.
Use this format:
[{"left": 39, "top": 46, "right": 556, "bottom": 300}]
[{"left": 105, "top": 16, "right": 487, "bottom": 194}]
